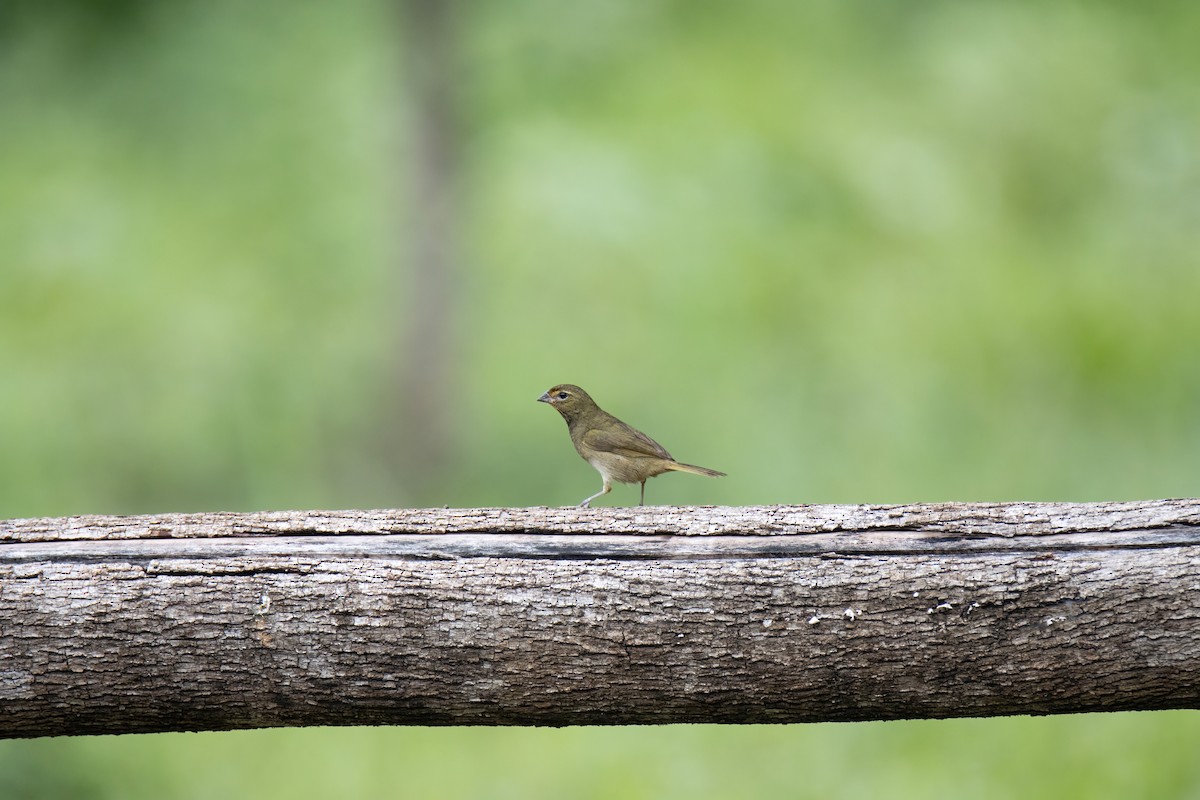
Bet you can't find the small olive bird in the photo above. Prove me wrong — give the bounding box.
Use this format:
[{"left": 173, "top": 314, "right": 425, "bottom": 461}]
[{"left": 538, "top": 384, "right": 725, "bottom": 507}]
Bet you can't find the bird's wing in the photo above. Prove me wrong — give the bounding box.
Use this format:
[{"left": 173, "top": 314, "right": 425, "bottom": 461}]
[{"left": 581, "top": 419, "right": 673, "bottom": 461}]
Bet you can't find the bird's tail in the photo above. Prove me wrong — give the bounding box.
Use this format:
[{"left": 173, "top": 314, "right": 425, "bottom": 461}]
[{"left": 668, "top": 461, "right": 726, "bottom": 479}]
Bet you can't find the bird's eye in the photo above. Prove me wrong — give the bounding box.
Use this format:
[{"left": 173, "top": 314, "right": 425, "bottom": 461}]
[{"left": 557, "top": 391, "right": 569, "bottom": 400}]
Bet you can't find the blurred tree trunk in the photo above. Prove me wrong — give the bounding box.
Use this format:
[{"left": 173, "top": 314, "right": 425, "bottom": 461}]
[{"left": 392, "top": 0, "right": 461, "bottom": 494}]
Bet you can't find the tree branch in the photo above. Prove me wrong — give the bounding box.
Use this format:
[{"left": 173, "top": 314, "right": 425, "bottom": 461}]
[{"left": 2, "top": 501, "right": 1198, "bottom": 738}]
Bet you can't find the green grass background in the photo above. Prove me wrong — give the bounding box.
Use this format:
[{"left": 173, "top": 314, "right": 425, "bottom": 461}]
[{"left": 2, "top": 1, "right": 1199, "bottom": 796}]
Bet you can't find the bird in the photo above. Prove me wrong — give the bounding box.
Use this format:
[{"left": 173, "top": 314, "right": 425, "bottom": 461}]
[{"left": 537, "top": 384, "right": 725, "bottom": 507}]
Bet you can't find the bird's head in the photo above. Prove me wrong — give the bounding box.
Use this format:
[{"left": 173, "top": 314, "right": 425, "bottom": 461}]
[{"left": 537, "top": 384, "right": 597, "bottom": 421}]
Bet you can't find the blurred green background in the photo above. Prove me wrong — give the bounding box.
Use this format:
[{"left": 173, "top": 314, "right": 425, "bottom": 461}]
[{"left": 2, "top": 0, "right": 1199, "bottom": 797}]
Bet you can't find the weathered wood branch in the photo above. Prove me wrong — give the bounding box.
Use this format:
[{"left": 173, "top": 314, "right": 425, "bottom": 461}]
[{"left": 2, "top": 501, "right": 1199, "bottom": 738}]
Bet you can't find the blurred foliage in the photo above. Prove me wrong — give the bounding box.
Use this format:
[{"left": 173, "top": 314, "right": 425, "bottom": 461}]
[
  {"left": 3, "top": 713, "right": 1200, "bottom": 800},
  {"left": 1, "top": 0, "right": 1199, "bottom": 797}
]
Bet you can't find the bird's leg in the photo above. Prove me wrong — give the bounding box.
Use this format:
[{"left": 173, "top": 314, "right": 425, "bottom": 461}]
[
  {"left": 640, "top": 480, "right": 646, "bottom": 506},
  {"left": 580, "top": 478, "right": 612, "bottom": 508}
]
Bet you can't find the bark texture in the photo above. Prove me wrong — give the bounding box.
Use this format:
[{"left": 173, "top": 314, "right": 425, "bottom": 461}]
[{"left": 1, "top": 501, "right": 1198, "bottom": 738}]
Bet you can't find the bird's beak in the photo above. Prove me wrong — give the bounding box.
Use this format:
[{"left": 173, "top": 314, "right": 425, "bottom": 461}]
[{"left": 537, "top": 392, "right": 551, "bottom": 403}]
